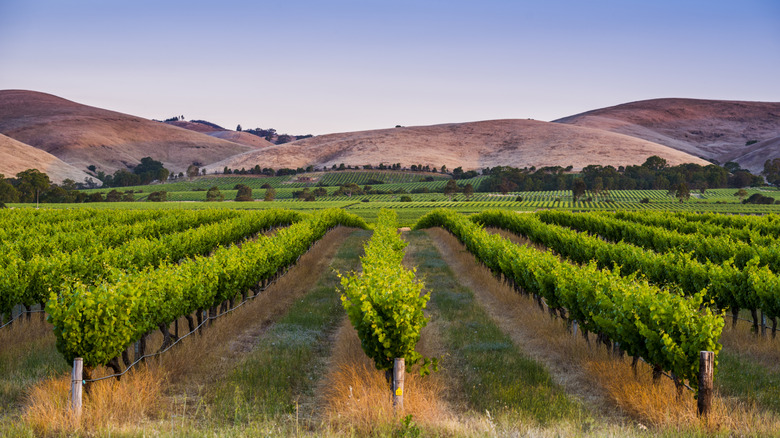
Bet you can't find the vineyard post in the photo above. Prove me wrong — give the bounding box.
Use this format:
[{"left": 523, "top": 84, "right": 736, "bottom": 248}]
[
  {"left": 761, "top": 312, "right": 767, "bottom": 337},
  {"left": 392, "top": 358, "right": 405, "bottom": 412},
  {"left": 698, "top": 351, "right": 714, "bottom": 417},
  {"left": 71, "top": 358, "right": 83, "bottom": 418}
]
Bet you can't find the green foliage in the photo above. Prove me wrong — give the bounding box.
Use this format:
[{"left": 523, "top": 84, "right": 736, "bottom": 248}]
[
  {"left": 414, "top": 209, "right": 724, "bottom": 393},
  {"left": 339, "top": 210, "right": 436, "bottom": 375},
  {"left": 46, "top": 209, "right": 368, "bottom": 366},
  {"left": 675, "top": 182, "right": 690, "bottom": 202},
  {"left": 572, "top": 178, "right": 586, "bottom": 202},
  {"left": 15, "top": 168, "right": 50, "bottom": 203},
  {"left": 147, "top": 191, "right": 167, "bottom": 202},
  {"left": 235, "top": 185, "right": 253, "bottom": 201},
  {"left": 206, "top": 186, "right": 225, "bottom": 202},
  {"left": 263, "top": 187, "right": 276, "bottom": 201}
]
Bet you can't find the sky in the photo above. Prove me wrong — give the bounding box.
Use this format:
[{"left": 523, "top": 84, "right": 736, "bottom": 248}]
[{"left": 1, "top": 0, "right": 779, "bottom": 135}]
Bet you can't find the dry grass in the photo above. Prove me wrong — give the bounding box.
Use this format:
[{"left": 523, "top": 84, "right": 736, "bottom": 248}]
[
  {"left": 0, "top": 313, "right": 52, "bottom": 353},
  {"left": 205, "top": 118, "right": 708, "bottom": 174},
  {"left": 720, "top": 318, "right": 780, "bottom": 373},
  {"left": 23, "top": 364, "right": 165, "bottom": 436},
  {"left": 582, "top": 358, "right": 780, "bottom": 435},
  {"left": 424, "top": 227, "right": 780, "bottom": 435},
  {"left": 320, "top": 320, "right": 464, "bottom": 435}
]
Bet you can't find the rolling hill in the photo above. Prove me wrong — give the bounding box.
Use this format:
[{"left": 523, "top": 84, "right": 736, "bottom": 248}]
[
  {"left": 554, "top": 98, "right": 780, "bottom": 173},
  {"left": 0, "top": 134, "right": 95, "bottom": 184},
  {"left": 202, "top": 119, "right": 710, "bottom": 173},
  {"left": 205, "top": 131, "right": 275, "bottom": 148},
  {"left": 0, "top": 90, "right": 252, "bottom": 174}
]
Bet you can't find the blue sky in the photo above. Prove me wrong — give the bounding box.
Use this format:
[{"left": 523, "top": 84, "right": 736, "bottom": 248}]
[{"left": 1, "top": 0, "right": 778, "bottom": 135}]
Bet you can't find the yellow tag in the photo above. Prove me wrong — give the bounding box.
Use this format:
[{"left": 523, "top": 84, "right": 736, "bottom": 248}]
[{"left": 395, "top": 388, "right": 403, "bottom": 396}]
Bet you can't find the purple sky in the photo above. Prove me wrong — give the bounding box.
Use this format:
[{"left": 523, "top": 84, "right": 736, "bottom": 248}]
[{"left": 1, "top": 0, "right": 779, "bottom": 135}]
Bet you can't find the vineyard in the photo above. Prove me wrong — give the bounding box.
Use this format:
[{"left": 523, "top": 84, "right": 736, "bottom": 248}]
[{"left": 2, "top": 205, "right": 780, "bottom": 436}]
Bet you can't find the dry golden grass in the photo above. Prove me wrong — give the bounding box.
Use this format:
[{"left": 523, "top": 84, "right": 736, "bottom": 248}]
[
  {"left": 24, "top": 364, "right": 165, "bottom": 436},
  {"left": 424, "top": 227, "right": 780, "bottom": 435},
  {"left": 582, "top": 358, "right": 780, "bottom": 434},
  {"left": 0, "top": 133, "right": 91, "bottom": 184},
  {"left": 0, "top": 313, "right": 52, "bottom": 353},
  {"left": 720, "top": 317, "right": 780, "bottom": 373},
  {"left": 320, "top": 320, "right": 465, "bottom": 435},
  {"left": 0, "top": 90, "right": 252, "bottom": 173},
  {"left": 204, "top": 118, "right": 709, "bottom": 174}
]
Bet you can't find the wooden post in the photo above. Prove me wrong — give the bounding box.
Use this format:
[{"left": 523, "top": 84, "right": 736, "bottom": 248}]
[
  {"left": 71, "top": 358, "right": 83, "bottom": 418},
  {"left": 698, "top": 351, "right": 714, "bottom": 417},
  {"left": 392, "top": 358, "right": 405, "bottom": 412},
  {"left": 761, "top": 312, "right": 767, "bottom": 337}
]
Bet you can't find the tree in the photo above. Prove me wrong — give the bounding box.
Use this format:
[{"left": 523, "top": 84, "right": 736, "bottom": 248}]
[
  {"left": 0, "top": 174, "right": 19, "bottom": 203},
  {"left": 185, "top": 165, "right": 200, "bottom": 178},
  {"left": 106, "top": 190, "right": 123, "bottom": 202},
  {"left": 463, "top": 183, "right": 474, "bottom": 201},
  {"left": 763, "top": 158, "right": 780, "bottom": 187},
  {"left": 16, "top": 169, "right": 50, "bottom": 207},
  {"left": 133, "top": 157, "right": 169, "bottom": 184},
  {"left": 572, "top": 178, "right": 586, "bottom": 202},
  {"left": 675, "top": 183, "right": 690, "bottom": 203},
  {"left": 236, "top": 124, "right": 242, "bottom": 132},
  {"left": 642, "top": 155, "right": 668, "bottom": 171},
  {"left": 443, "top": 179, "right": 459, "bottom": 201},
  {"left": 735, "top": 189, "right": 748, "bottom": 201},
  {"left": 206, "top": 186, "right": 224, "bottom": 202},
  {"left": 440, "top": 165, "right": 447, "bottom": 174},
  {"left": 235, "top": 184, "right": 253, "bottom": 201},
  {"left": 591, "top": 177, "right": 603, "bottom": 200},
  {"left": 147, "top": 191, "right": 167, "bottom": 202},
  {"left": 263, "top": 187, "right": 276, "bottom": 201},
  {"left": 313, "top": 187, "right": 327, "bottom": 197}
]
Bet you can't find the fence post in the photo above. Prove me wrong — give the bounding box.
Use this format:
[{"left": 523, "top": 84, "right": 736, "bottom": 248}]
[
  {"left": 392, "top": 358, "right": 405, "bottom": 412},
  {"left": 698, "top": 351, "right": 714, "bottom": 417},
  {"left": 71, "top": 358, "right": 83, "bottom": 418}
]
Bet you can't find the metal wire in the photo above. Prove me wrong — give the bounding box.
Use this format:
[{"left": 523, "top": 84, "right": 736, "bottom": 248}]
[{"left": 0, "top": 309, "right": 46, "bottom": 330}]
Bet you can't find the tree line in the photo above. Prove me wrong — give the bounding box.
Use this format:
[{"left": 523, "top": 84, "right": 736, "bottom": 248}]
[{"left": 479, "top": 156, "right": 767, "bottom": 194}]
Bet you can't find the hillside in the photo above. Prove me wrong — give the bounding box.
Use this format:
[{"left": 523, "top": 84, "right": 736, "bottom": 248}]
[
  {"left": 725, "top": 136, "right": 780, "bottom": 174},
  {"left": 0, "top": 133, "right": 95, "bottom": 184},
  {"left": 203, "top": 119, "right": 710, "bottom": 173},
  {"left": 554, "top": 98, "right": 780, "bottom": 172},
  {"left": 0, "top": 90, "right": 252, "bottom": 174},
  {"left": 206, "top": 131, "right": 275, "bottom": 148},
  {"left": 164, "top": 120, "right": 226, "bottom": 133}
]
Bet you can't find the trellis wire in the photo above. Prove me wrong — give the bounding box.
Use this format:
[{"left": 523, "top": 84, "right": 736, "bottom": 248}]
[{"left": 0, "top": 309, "right": 46, "bottom": 330}]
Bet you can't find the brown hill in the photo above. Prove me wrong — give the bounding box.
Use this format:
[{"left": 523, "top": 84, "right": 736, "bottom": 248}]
[
  {"left": 207, "top": 131, "right": 275, "bottom": 148},
  {"left": 163, "top": 119, "right": 273, "bottom": 148},
  {"left": 164, "top": 120, "right": 226, "bottom": 133},
  {"left": 554, "top": 98, "right": 780, "bottom": 169},
  {"left": 724, "top": 136, "right": 780, "bottom": 174},
  {"left": 202, "top": 119, "right": 710, "bottom": 173},
  {"left": 0, "top": 90, "right": 252, "bottom": 174},
  {"left": 0, "top": 134, "right": 95, "bottom": 184}
]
